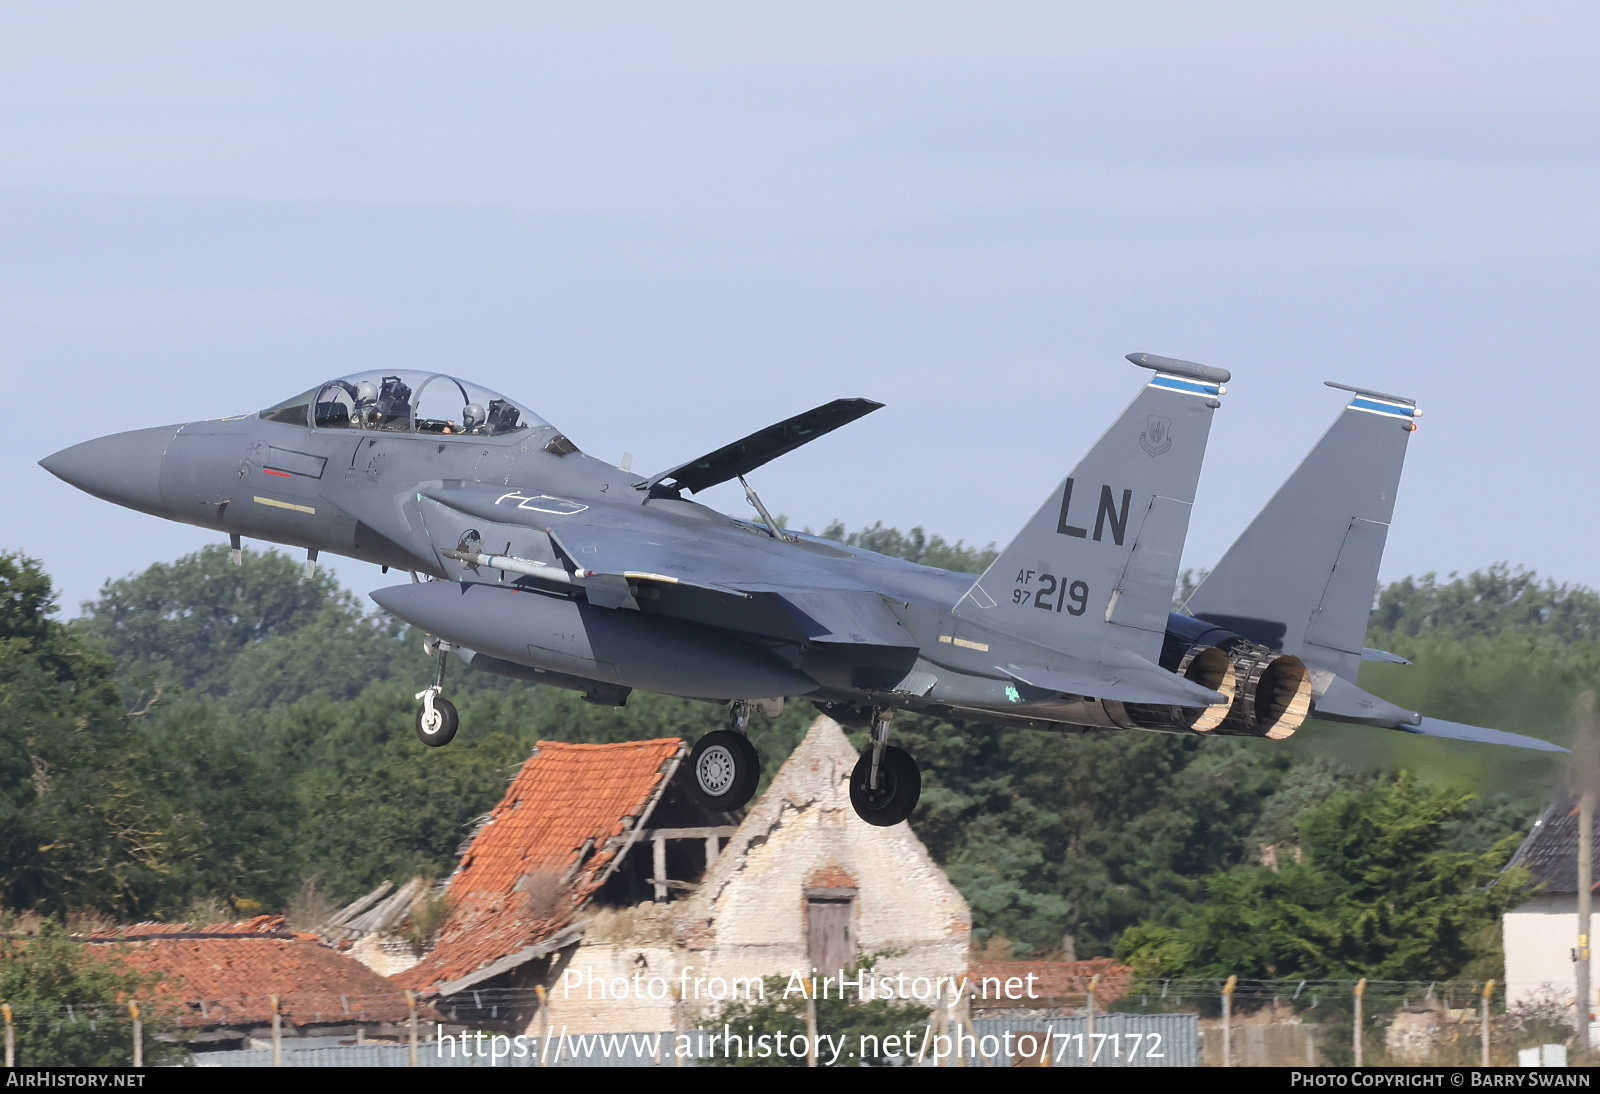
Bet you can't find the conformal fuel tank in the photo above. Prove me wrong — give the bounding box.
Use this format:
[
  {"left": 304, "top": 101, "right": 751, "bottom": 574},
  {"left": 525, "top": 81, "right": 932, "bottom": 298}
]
[{"left": 370, "top": 580, "right": 817, "bottom": 702}]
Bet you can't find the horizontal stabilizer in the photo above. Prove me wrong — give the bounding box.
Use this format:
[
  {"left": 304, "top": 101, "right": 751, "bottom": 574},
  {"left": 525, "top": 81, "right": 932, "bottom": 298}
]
[
  {"left": 1312, "top": 676, "right": 1567, "bottom": 752},
  {"left": 1003, "top": 655, "right": 1226, "bottom": 708},
  {"left": 1361, "top": 647, "right": 1412, "bottom": 665},
  {"left": 641, "top": 398, "right": 883, "bottom": 494},
  {"left": 1312, "top": 675, "right": 1421, "bottom": 727},
  {"left": 1401, "top": 718, "right": 1568, "bottom": 754}
]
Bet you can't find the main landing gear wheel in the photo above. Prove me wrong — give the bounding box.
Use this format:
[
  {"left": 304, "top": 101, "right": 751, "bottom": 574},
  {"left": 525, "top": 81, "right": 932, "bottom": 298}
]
[
  {"left": 849, "top": 745, "right": 920, "bottom": 827},
  {"left": 415, "top": 694, "right": 459, "bottom": 746},
  {"left": 687, "top": 730, "right": 760, "bottom": 811}
]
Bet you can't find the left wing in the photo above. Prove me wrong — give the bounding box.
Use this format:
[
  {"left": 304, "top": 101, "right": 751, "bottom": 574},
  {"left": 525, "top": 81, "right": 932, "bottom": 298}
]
[{"left": 414, "top": 482, "right": 919, "bottom": 647}]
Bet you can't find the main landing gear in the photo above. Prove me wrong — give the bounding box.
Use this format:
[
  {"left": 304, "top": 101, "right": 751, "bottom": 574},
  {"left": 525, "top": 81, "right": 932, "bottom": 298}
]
[
  {"left": 686, "top": 699, "right": 782, "bottom": 812},
  {"left": 415, "top": 636, "right": 459, "bottom": 747},
  {"left": 849, "top": 708, "right": 921, "bottom": 827}
]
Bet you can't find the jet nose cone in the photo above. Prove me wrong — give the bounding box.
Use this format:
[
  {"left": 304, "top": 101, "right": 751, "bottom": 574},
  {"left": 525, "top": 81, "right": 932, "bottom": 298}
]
[{"left": 39, "top": 424, "right": 182, "bottom": 514}]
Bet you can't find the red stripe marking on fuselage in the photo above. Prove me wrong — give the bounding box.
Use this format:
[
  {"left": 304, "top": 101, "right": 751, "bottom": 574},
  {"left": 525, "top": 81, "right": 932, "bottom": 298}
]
[{"left": 263, "top": 468, "right": 292, "bottom": 478}]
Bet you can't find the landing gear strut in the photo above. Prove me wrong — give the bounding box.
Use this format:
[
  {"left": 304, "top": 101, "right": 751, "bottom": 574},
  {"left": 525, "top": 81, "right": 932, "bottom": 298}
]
[
  {"left": 685, "top": 700, "right": 767, "bottom": 812},
  {"left": 415, "top": 637, "right": 459, "bottom": 747},
  {"left": 849, "top": 707, "right": 920, "bottom": 827}
]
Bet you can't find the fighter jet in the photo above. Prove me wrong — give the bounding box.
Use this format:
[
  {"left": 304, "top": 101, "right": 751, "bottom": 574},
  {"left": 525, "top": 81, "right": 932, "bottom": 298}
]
[{"left": 37, "top": 354, "right": 1558, "bottom": 830}]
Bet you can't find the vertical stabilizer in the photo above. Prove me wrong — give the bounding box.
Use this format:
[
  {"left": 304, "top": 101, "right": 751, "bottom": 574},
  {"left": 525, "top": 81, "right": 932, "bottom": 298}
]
[
  {"left": 1184, "top": 383, "right": 1420, "bottom": 682},
  {"left": 955, "top": 353, "right": 1225, "bottom": 664}
]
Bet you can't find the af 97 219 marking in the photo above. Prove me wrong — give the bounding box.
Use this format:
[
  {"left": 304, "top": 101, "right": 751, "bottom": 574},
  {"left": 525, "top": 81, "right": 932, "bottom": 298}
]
[{"left": 1011, "top": 573, "right": 1088, "bottom": 615}]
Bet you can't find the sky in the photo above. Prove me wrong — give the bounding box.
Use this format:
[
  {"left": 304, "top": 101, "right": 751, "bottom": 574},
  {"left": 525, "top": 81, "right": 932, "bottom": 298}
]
[{"left": 4, "top": 3, "right": 1599, "bottom": 614}]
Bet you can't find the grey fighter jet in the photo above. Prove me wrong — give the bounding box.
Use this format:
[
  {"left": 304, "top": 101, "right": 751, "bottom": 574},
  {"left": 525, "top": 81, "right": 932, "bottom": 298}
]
[{"left": 37, "top": 355, "right": 1557, "bottom": 830}]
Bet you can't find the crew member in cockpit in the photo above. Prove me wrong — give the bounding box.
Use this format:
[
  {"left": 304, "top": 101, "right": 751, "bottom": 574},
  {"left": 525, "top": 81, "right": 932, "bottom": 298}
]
[{"left": 353, "top": 380, "right": 380, "bottom": 429}]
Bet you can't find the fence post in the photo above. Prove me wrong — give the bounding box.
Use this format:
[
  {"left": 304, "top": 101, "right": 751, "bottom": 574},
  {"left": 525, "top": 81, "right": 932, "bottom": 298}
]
[
  {"left": 536, "top": 984, "right": 549, "bottom": 1066},
  {"left": 803, "top": 974, "right": 818, "bottom": 1068},
  {"left": 1353, "top": 979, "right": 1366, "bottom": 1066},
  {"left": 270, "top": 994, "right": 282, "bottom": 1067},
  {"left": 1223, "top": 975, "right": 1237, "bottom": 1067},
  {"left": 672, "top": 985, "right": 683, "bottom": 1068},
  {"left": 128, "top": 1001, "right": 142, "bottom": 1068},
  {"left": 4, "top": 1003, "right": 13, "bottom": 1067},
  {"left": 1481, "top": 979, "right": 1495, "bottom": 1067},
  {"left": 407, "top": 990, "right": 418, "bottom": 1068},
  {"left": 956, "top": 975, "right": 973, "bottom": 1068},
  {"left": 1083, "top": 972, "right": 1100, "bottom": 1067}
]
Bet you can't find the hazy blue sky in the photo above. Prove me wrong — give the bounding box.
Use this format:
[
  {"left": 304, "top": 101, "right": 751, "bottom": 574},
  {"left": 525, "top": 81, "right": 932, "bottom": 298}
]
[{"left": 5, "top": 3, "right": 1598, "bottom": 613}]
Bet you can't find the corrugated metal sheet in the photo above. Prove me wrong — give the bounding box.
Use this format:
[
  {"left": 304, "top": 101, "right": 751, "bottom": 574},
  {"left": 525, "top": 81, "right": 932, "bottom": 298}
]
[
  {"left": 193, "top": 1016, "right": 1200, "bottom": 1067},
  {"left": 194, "top": 1033, "right": 688, "bottom": 1068},
  {"left": 972, "top": 1013, "right": 1200, "bottom": 1067}
]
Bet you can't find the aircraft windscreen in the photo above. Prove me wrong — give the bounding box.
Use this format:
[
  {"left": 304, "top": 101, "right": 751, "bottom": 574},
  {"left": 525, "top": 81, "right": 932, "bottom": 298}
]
[{"left": 259, "top": 371, "right": 546, "bottom": 437}]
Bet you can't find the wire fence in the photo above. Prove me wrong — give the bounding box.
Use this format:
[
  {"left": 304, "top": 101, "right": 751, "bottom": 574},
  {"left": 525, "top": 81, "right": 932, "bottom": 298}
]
[
  {"left": 0, "top": 977, "right": 1572, "bottom": 1068},
  {"left": 0, "top": 977, "right": 1523, "bottom": 1027}
]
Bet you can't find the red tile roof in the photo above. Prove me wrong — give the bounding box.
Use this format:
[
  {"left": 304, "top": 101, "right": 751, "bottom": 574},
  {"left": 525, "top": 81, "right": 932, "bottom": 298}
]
[
  {"left": 394, "top": 738, "right": 684, "bottom": 994},
  {"left": 968, "top": 958, "right": 1132, "bottom": 1009},
  {"left": 85, "top": 917, "right": 424, "bottom": 1027}
]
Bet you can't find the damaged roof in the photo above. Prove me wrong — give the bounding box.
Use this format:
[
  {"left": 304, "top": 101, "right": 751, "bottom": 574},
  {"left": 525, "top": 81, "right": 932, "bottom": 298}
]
[
  {"left": 84, "top": 916, "right": 418, "bottom": 1028},
  {"left": 1506, "top": 794, "right": 1600, "bottom": 894},
  {"left": 394, "top": 737, "right": 685, "bottom": 996}
]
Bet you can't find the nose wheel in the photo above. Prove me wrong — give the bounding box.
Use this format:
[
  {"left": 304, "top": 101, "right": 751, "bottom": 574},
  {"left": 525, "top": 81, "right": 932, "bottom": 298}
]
[
  {"left": 415, "top": 637, "right": 459, "bottom": 747},
  {"left": 849, "top": 708, "right": 920, "bottom": 826}
]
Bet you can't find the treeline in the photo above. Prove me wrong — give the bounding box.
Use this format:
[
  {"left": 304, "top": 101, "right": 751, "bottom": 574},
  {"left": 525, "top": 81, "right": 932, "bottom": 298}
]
[
  {"left": 1, "top": 547, "right": 818, "bottom": 918},
  {"left": 2, "top": 535, "right": 1590, "bottom": 984}
]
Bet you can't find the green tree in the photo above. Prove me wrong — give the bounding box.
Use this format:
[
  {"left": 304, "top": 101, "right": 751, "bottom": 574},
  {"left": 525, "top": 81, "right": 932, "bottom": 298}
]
[
  {"left": 1113, "top": 923, "right": 1188, "bottom": 980},
  {"left": 75, "top": 544, "right": 417, "bottom": 708},
  {"left": 818, "top": 521, "right": 997, "bottom": 574},
  {"left": 883, "top": 713, "right": 1294, "bottom": 956},
  {"left": 0, "top": 553, "right": 166, "bottom": 916},
  {"left": 1372, "top": 563, "right": 1600, "bottom": 644},
  {"left": 1167, "top": 773, "right": 1526, "bottom": 982},
  {"left": 127, "top": 698, "right": 298, "bottom": 912},
  {"left": 0, "top": 916, "right": 184, "bottom": 1066},
  {"left": 278, "top": 686, "right": 535, "bottom": 901}
]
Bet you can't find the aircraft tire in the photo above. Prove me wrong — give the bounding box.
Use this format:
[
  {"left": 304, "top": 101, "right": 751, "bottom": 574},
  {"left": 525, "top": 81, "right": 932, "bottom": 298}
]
[
  {"left": 849, "top": 746, "right": 920, "bottom": 827},
  {"left": 688, "top": 730, "right": 760, "bottom": 811},
  {"left": 415, "top": 697, "right": 459, "bottom": 747}
]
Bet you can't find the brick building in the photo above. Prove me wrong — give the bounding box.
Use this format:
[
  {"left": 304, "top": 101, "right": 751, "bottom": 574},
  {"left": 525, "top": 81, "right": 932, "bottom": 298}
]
[{"left": 85, "top": 916, "right": 426, "bottom": 1051}]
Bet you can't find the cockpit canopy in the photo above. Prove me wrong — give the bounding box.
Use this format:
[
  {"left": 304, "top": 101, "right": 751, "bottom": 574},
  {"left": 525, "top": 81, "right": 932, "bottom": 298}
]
[{"left": 259, "top": 371, "right": 547, "bottom": 438}]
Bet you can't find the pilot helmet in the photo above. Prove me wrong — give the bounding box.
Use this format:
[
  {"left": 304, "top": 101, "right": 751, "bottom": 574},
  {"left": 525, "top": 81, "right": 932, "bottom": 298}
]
[
  {"left": 355, "top": 380, "right": 379, "bottom": 405},
  {"left": 462, "top": 402, "right": 487, "bottom": 429}
]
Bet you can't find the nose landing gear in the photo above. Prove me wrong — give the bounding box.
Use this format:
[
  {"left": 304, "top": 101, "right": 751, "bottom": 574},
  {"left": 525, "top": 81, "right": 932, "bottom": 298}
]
[
  {"left": 415, "top": 637, "right": 459, "bottom": 747},
  {"left": 849, "top": 708, "right": 920, "bottom": 827}
]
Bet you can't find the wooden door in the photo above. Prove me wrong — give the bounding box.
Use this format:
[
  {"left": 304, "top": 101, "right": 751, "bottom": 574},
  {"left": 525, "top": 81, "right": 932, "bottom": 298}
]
[{"left": 806, "top": 897, "right": 855, "bottom": 978}]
